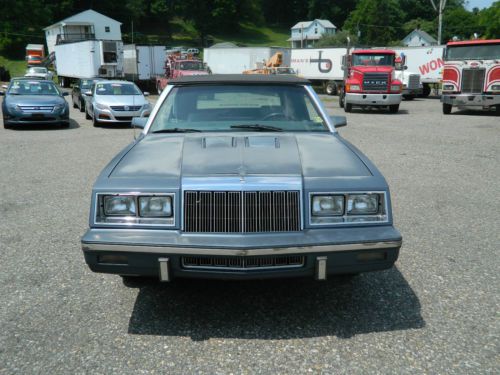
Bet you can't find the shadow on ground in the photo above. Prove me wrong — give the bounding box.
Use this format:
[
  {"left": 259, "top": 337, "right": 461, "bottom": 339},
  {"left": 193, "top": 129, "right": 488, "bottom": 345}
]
[
  {"left": 128, "top": 267, "right": 424, "bottom": 340},
  {"left": 4, "top": 118, "right": 80, "bottom": 131}
]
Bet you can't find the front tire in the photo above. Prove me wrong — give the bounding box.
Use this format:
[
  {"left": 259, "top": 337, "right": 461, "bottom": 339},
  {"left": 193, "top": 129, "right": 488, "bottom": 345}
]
[
  {"left": 422, "top": 84, "right": 431, "bottom": 97},
  {"left": 389, "top": 104, "right": 399, "bottom": 113},
  {"left": 344, "top": 102, "right": 352, "bottom": 113},
  {"left": 325, "top": 81, "right": 336, "bottom": 95},
  {"left": 339, "top": 90, "right": 345, "bottom": 108},
  {"left": 79, "top": 100, "right": 85, "bottom": 113},
  {"left": 442, "top": 103, "right": 452, "bottom": 114},
  {"left": 92, "top": 110, "right": 100, "bottom": 127}
]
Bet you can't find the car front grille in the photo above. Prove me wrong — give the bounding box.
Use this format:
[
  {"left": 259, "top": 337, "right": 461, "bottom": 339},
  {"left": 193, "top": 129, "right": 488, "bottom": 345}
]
[
  {"left": 183, "top": 190, "right": 301, "bottom": 233},
  {"left": 461, "top": 69, "right": 485, "bottom": 94},
  {"left": 362, "top": 73, "right": 389, "bottom": 91},
  {"left": 18, "top": 105, "right": 54, "bottom": 113},
  {"left": 110, "top": 105, "right": 142, "bottom": 111},
  {"left": 408, "top": 74, "right": 420, "bottom": 89},
  {"left": 181, "top": 255, "right": 305, "bottom": 270}
]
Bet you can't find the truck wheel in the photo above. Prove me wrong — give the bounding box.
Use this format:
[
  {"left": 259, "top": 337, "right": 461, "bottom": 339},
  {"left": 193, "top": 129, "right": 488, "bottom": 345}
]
[
  {"left": 339, "top": 91, "right": 345, "bottom": 108},
  {"left": 344, "top": 103, "right": 352, "bottom": 113},
  {"left": 403, "top": 95, "right": 415, "bottom": 101},
  {"left": 422, "top": 84, "right": 431, "bottom": 97},
  {"left": 325, "top": 81, "right": 336, "bottom": 95},
  {"left": 59, "top": 76, "right": 65, "bottom": 87},
  {"left": 442, "top": 103, "right": 452, "bottom": 115},
  {"left": 389, "top": 104, "right": 399, "bottom": 113}
]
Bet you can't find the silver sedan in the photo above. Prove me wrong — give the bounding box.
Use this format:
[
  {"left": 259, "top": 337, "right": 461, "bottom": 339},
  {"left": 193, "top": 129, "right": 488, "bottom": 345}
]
[{"left": 84, "top": 80, "right": 151, "bottom": 127}]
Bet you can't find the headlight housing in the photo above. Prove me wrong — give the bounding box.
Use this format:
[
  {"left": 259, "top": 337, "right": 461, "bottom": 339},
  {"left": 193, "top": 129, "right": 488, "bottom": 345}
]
[
  {"left": 53, "top": 104, "right": 65, "bottom": 112},
  {"left": 310, "top": 192, "right": 387, "bottom": 225},
  {"left": 142, "top": 103, "right": 152, "bottom": 111},
  {"left": 95, "top": 193, "right": 175, "bottom": 226},
  {"left": 390, "top": 84, "right": 401, "bottom": 92},
  {"left": 442, "top": 84, "right": 455, "bottom": 92},
  {"left": 95, "top": 102, "right": 108, "bottom": 110},
  {"left": 347, "top": 84, "right": 361, "bottom": 92},
  {"left": 490, "top": 84, "right": 500, "bottom": 92}
]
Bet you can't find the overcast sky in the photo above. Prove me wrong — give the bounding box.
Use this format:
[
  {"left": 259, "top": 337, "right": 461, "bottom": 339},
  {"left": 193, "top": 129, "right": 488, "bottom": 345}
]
[{"left": 465, "top": 0, "right": 496, "bottom": 10}]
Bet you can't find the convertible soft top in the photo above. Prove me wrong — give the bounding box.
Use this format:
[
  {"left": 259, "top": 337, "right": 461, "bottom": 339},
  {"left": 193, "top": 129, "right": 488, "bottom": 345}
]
[{"left": 170, "top": 74, "right": 311, "bottom": 85}]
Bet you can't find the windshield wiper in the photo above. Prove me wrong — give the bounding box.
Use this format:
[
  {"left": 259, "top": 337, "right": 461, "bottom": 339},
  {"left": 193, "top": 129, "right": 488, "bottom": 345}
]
[
  {"left": 152, "top": 128, "right": 201, "bottom": 133},
  {"left": 230, "top": 124, "right": 283, "bottom": 132}
]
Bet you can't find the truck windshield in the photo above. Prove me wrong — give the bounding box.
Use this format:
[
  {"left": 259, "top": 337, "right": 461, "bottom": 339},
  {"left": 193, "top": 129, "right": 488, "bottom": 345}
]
[
  {"left": 95, "top": 82, "right": 142, "bottom": 95},
  {"left": 444, "top": 43, "right": 500, "bottom": 60},
  {"left": 179, "top": 61, "right": 204, "bottom": 70},
  {"left": 352, "top": 54, "right": 395, "bottom": 66},
  {"left": 149, "top": 85, "right": 328, "bottom": 133}
]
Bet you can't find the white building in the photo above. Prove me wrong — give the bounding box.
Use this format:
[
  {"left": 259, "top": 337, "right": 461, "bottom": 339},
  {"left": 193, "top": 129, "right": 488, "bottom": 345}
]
[
  {"left": 44, "top": 9, "right": 122, "bottom": 54},
  {"left": 288, "top": 19, "right": 336, "bottom": 48},
  {"left": 402, "top": 29, "right": 437, "bottom": 47}
]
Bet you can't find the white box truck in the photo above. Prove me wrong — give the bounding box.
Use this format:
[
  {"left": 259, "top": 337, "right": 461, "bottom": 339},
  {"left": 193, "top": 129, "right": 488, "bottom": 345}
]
[
  {"left": 54, "top": 40, "right": 124, "bottom": 87},
  {"left": 203, "top": 47, "right": 291, "bottom": 74},
  {"left": 123, "top": 45, "right": 166, "bottom": 81}
]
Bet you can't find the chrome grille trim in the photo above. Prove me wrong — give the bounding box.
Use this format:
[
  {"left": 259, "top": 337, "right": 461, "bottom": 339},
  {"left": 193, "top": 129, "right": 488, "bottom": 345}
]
[
  {"left": 181, "top": 255, "right": 305, "bottom": 270},
  {"left": 184, "top": 190, "right": 301, "bottom": 233},
  {"left": 18, "top": 105, "right": 54, "bottom": 113},
  {"left": 362, "top": 73, "right": 389, "bottom": 91},
  {"left": 110, "top": 105, "right": 142, "bottom": 111},
  {"left": 461, "top": 69, "right": 485, "bottom": 94}
]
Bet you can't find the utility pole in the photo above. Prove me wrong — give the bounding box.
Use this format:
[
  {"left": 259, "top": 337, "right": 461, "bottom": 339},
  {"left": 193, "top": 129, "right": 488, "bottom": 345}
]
[{"left": 430, "top": 0, "right": 447, "bottom": 44}]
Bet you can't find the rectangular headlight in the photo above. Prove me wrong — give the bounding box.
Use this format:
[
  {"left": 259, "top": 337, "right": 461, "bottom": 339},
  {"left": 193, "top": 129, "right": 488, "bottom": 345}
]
[
  {"left": 390, "top": 84, "right": 401, "bottom": 92},
  {"left": 347, "top": 194, "right": 379, "bottom": 215},
  {"left": 442, "top": 84, "right": 455, "bottom": 91},
  {"left": 103, "top": 195, "right": 136, "bottom": 216},
  {"left": 139, "top": 196, "right": 172, "bottom": 217},
  {"left": 312, "top": 195, "right": 344, "bottom": 216}
]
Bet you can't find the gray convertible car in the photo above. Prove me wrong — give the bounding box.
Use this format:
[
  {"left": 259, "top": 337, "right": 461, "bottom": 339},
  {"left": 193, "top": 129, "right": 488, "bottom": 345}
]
[{"left": 81, "top": 75, "right": 402, "bottom": 282}]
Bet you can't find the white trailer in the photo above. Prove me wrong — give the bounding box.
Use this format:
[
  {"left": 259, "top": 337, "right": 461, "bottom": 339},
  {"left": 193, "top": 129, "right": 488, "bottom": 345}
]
[
  {"left": 203, "top": 47, "right": 291, "bottom": 74},
  {"left": 123, "top": 45, "right": 166, "bottom": 81},
  {"left": 390, "top": 46, "right": 445, "bottom": 96},
  {"left": 54, "top": 40, "right": 124, "bottom": 87},
  {"left": 290, "top": 48, "right": 347, "bottom": 94}
]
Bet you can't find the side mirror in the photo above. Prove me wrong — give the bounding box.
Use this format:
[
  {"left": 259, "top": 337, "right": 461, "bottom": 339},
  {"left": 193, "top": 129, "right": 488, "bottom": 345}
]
[
  {"left": 62, "top": 92, "right": 69, "bottom": 96},
  {"left": 143, "top": 92, "right": 150, "bottom": 97},
  {"left": 331, "top": 115, "right": 347, "bottom": 128},
  {"left": 404, "top": 65, "right": 408, "bottom": 70},
  {"left": 131, "top": 117, "right": 148, "bottom": 129},
  {"left": 84, "top": 90, "right": 92, "bottom": 96}
]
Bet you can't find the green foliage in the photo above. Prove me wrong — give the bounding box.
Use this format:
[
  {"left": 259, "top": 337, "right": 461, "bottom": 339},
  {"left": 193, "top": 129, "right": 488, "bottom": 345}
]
[
  {"left": 478, "top": 1, "right": 500, "bottom": 39},
  {"left": 402, "top": 18, "right": 436, "bottom": 38},
  {"left": 315, "top": 30, "right": 358, "bottom": 47},
  {"left": 442, "top": 6, "right": 481, "bottom": 41}
]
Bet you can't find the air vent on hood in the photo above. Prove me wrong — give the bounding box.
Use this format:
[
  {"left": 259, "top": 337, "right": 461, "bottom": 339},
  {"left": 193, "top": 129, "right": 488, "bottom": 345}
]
[
  {"left": 202, "top": 137, "right": 236, "bottom": 148},
  {"left": 245, "top": 136, "right": 280, "bottom": 149}
]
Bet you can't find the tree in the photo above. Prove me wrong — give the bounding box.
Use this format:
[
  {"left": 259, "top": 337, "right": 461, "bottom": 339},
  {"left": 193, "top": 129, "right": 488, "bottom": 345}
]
[
  {"left": 315, "top": 30, "right": 358, "bottom": 47},
  {"left": 343, "top": 0, "right": 405, "bottom": 45},
  {"left": 478, "top": 1, "right": 500, "bottom": 39}
]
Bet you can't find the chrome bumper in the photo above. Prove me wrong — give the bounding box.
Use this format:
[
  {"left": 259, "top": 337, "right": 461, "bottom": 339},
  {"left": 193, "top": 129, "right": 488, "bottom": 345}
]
[
  {"left": 345, "top": 93, "right": 402, "bottom": 106},
  {"left": 441, "top": 94, "right": 500, "bottom": 107}
]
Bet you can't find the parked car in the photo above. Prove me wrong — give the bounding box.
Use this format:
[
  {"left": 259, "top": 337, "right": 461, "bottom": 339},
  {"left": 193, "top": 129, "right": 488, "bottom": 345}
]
[
  {"left": 84, "top": 80, "right": 151, "bottom": 127},
  {"left": 25, "top": 67, "right": 53, "bottom": 81},
  {"left": 71, "top": 78, "right": 102, "bottom": 112},
  {"left": 81, "top": 74, "right": 402, "bottom": 283},
  {"left": 0, "top": 77, "right": 69, "bottom": 129}
]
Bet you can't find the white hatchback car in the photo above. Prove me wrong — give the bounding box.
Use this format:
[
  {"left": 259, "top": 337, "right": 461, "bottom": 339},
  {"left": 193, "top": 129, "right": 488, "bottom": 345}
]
[{"left": 85, "top": 81, "right": 151, "bottom": 127}]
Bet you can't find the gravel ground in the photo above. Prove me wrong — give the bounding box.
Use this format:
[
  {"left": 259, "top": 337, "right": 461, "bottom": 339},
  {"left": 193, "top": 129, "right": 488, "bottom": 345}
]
[{"left": 0, "top": 93, "right": 498, "bottom": 374}]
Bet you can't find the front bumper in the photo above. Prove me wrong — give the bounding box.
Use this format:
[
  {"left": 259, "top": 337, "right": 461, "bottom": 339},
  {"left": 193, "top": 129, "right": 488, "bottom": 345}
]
[
  {"left": 3, "top": 111, "right": 69, "bottom": 125},
  {"left": 345, "top": 93, "right": 402, "bottom": 106},
  {"left": 82, "top": 226, "right": 402, "bottom": 281},
  {"left": 441, "top": 94, "right": 500, "bottom": 108},
  {"left": 94, "top": 107, "right": 150, "bottom": 123}
]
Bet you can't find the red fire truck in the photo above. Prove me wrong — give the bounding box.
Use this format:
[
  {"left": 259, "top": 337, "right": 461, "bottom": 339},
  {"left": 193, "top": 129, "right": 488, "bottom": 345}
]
[
  {"left": 340, "top": 49, "right": 403, "bottom": 113},
  {"left": 155, "top": 52, "right": 209, "bottom": 94},
  {"left": 441, "top": 39, "right": 500, "bottom": 114}
]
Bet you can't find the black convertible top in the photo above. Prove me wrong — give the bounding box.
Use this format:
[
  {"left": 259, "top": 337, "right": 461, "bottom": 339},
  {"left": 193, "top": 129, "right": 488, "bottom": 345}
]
[{"left": 170, "top": 74, "right": 310, "bottom": 85}]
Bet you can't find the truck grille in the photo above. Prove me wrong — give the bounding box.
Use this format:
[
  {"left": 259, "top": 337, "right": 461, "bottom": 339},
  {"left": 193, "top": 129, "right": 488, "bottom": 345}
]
[
  {"left": 362, "top": 73, "right": 389, "bottom": 91},
  {"left": 181, "top": 255, "right": 305, "bottom": 270},
  {"left": 408, "top": 74, "right": 420, "bottom": 90},
  {"left": 183, "top": 191, "right": 301, "bottom": 233},
  {"left": 110, "top": 105, "right": 142, "bottom": 111},
  {"left": 461, "top": 69, "right": 485, "bottom": 94}
]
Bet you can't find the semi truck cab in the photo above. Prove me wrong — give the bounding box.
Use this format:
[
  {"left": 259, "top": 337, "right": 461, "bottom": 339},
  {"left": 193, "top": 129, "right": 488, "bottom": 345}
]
[
  {"left": 341, "top": 49, "right": 403, "bottom": 113},
  {"left": 441, "top": 39, "right": 500, "bottom": 114}
]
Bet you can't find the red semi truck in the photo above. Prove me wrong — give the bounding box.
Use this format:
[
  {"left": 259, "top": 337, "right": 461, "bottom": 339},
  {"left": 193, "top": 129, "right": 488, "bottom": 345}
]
[
  {"left": 155, "top": 53, "right": 209, "bottom": 94},
  {"left": 441, "top": 39, "right": 500, "bottom": 114},
  {"left": 340, "top": 49, "right": 403, "bottom": 113}
]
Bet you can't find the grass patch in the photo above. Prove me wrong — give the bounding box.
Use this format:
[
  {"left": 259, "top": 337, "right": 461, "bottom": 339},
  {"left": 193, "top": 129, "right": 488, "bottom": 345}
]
[
  {"left": 0, "top": 56, "right": 26, "bottom": 78},
  {"left": 213, "top": 23, "right": 289, "bottom": 47}
]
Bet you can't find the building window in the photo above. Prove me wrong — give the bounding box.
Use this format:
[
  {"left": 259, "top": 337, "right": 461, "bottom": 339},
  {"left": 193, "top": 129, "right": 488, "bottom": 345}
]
[
  {"left": 105, "top": 26, "right": 110, "bottom": 32},
  {"left": 315, "top": 28, "right": 318, "bottom": 34}
]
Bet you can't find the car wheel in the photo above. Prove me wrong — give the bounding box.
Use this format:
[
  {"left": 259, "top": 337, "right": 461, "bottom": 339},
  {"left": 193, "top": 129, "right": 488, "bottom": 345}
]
[
  {"left": 495, "top": 105, "right": 500, "bottom": 115},
  {"left": 79, "top": 100, "right": 85, "bottom": 112},
  {"left": 442, "top": 103, "right": 452, "bottom": 115},
  {"left": 339, "top": 90, "right": 345, "bottom": 108},
  {"left": 85, "top": 108, "right": 91, "bottom": 120},
  {"left": 120, "top": 275, "right": 149, "bottom": 287},
  {"left": 72, "top": 99, "right": 78, "bottom": 109},
  {"left": 389, "top": 104, "right": 399, "bottom": 113},
  {"left": 344, "top": 102, "right": 352, "bottom": 113},
  {"left": 92, "top": 108, "right": 100, "bottom": 127}
]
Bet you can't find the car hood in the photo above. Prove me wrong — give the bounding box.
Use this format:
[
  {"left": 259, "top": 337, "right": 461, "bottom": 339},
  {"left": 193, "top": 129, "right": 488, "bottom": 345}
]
[
  {"left": 94, "top": 95, "right": 148, "bottom": 106},
  {"left": 109, "top": 133, "right": 372, "bottom": 180},
  {"left": 5, "top": 95, "right": 66, "bottom": 106}
]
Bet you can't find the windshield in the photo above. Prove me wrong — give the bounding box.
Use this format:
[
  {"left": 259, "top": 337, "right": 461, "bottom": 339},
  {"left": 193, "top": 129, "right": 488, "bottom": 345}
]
[
  {"left": 352, "top": 54, "right": 395, "bottom": 66},
  {"left": 445, "top": 43, "right": 500, "bottom": 60},
  {"left": 7, "top": 80, "right": 60, "bottom": 96},
  {"left": 80, "top": 79, "right": 96, "bottom": 89},
  {"left": 95, "top": 82, "right": 142, "bottom": 96},
  {"left": 178, "top": 61, "right": 204, "bottom": 71},
  {"left": 148, "top": 85, "right": 328, "bottom": 133}
]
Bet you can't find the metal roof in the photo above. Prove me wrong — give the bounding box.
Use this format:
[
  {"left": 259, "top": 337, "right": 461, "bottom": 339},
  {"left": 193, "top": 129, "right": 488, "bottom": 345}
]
[
  {"left": 291, "top": 19, "right": 336, "bottom": 30},
  {"left": 169, "top": 74, "right": 310, "bottom": 85}
]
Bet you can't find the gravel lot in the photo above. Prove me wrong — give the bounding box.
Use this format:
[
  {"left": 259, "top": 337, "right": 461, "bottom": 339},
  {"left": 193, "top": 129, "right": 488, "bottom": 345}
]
[{"left": 0, "top": 93, "right": 498, "bottom": 374}]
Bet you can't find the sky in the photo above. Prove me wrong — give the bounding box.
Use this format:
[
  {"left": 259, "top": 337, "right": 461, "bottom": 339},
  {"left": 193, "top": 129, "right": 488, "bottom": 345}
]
[{"left": 465, "top": 0, "right": 496, "bottom": 10}]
